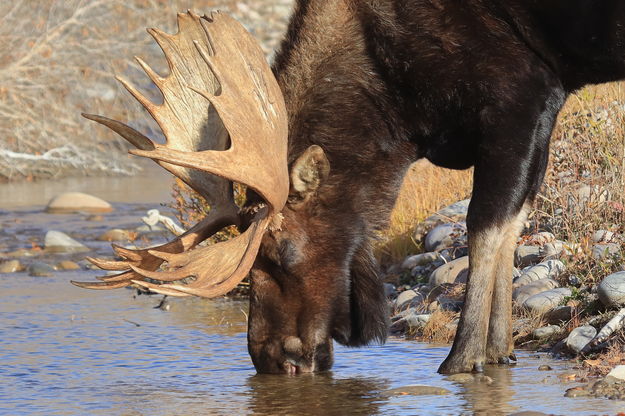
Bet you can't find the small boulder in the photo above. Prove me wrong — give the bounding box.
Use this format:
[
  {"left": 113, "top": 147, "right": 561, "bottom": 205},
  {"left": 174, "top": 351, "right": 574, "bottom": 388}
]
[
  {"left": 404, "top": 313, "right": 431, "bottom": 328},
  {"left": 514, "top": 245, "right": 542, "bottom": 267},
  {"left": 532, "top": 325, "right": 560, "bottom": 339},
  {"left": 28, "top": 262, "right": 55, "bottom": 277},
  {"left": 0, "top": 259, "right": 22, "bottom": 273},
  {"left": 513, "top": 260, "right": 565, "bottom": 288},
  {"left": 592, "top": 243, "right": 620, "bottom": 261},
  {"left": 412, "top": 199, "right": 470, "bottom": 241},
  {"left": 44, "top": 231, "right": 89, "bottom": 253},
  {"left": 523, "top": 287, "right": 572, "bottom": 314},
  {"left": 597, "top": 271, "right": 625, "bottom": 307},
  {"left": 565, "top": 325, "right": 597, "bottom": 354},
  {"left": 424, "top": 222, "right": 467, "bottom": 252},
  {"left": 395, "top": 289, "right": 422, "bottom": 309},
  {"left": 513, "top": 279, "right": 560, "bottom": 305},
  {"left": 46, "top": 192, "right": 112, "bottom": 214},
  {"left": 429, "top": 256, "right": 469, "bottom": 286},
  {"left": 401, "top": 252, "right": 439, "bottom": 270}
]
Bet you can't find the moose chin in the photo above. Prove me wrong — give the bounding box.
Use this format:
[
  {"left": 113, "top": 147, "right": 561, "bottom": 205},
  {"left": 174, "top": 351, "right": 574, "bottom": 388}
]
[{"left": 75, "top": 1, "right": 625, "bottom": 375}]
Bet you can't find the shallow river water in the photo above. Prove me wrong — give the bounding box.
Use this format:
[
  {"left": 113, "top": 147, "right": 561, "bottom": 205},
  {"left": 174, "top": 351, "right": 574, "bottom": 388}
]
[{"left": 1, "top": 171, "right": 624, "bottom": 415}]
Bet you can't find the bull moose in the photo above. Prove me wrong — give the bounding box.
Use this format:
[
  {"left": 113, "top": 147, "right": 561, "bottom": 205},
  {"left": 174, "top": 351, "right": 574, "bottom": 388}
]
[{"left": 75, "top": 1, "right": 625, "bottom": 375}]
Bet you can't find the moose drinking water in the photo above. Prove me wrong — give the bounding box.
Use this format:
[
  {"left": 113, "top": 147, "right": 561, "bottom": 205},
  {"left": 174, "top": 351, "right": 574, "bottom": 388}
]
[{"left": 75, "top": 1, "right": 625, "bottom": 375}]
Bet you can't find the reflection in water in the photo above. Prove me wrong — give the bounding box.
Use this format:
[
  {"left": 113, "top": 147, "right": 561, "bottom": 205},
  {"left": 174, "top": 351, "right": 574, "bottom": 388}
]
[
  {"left": 2, "top": 203, "right": 625, "bottom": 415},
  {"left": 247, "top": 373, "right": 387, "bottom": 416}
]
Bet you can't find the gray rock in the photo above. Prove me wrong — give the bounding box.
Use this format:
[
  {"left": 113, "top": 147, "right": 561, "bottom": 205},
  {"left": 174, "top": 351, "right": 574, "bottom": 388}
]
[
  {"left": 592, "top": 243, "right": 620, "bottom": 260},
  {"left": 0, "top": 259, "right": 22, "bottom": 273},
  {"left": 412, "top": 199, "right": 470, "bottom": 241},
  {"left": 532, "top": 325, "right": 560, "bottom": 339},
  {"left": 429, "top": 256, "right": 469, "bottom": 286},
  {"left": 514, "top": 245, "right": 542, "bottom": 267},
  {"left": 401, "top": 252, "right": 439, "bottom": 270},
  {"left": 44, "top": 231, "right": 89, "bottom": 253},
  {"left": 28, "top": 262, "right": 55, "bottom": 277},
  {"left": 513, "top": 260, "right": 565, "bottom": 288},
  {"left": 544, "top": 306, "right": 574, "bottom": 324},
  {"left": 384, "top": 283, "right": 396, "bottom": 298},
  {"left": 395, "top": 289, "right": 422, "bottom": 309},
  {"left": 593, "top": 230, "right": 615, "bottom": 243},
  {"left": 424, "top": 222, "right": 467, "bottom": 252},
  {"left": 513, "top": 278, "right": 560, "bottom": 305},
  {"left": 46, "top": 192, "right": 112, "bottom": 214},
  {"left": 607, "top": 365, "right": 625, "bottom": 381},
  {"left": 566, "top": 325, "right": 597, "bottom": 354},
  {"left": 541, "top": 241, "right": 564, "bottom": 259},
  {"left": 597, "top": 271, "right": 625, "bottom": 307},
  {"left": 404, "top": 313, "right": 431, "bottom": 328},
  {"left": 523, "top": 287, "right": 572, "bottom": 314}
]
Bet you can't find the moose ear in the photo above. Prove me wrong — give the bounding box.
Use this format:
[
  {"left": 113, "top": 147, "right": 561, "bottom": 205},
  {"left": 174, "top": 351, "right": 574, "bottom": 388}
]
[{"left": 289, "top": 145, "right": 330, "bottom": 200}]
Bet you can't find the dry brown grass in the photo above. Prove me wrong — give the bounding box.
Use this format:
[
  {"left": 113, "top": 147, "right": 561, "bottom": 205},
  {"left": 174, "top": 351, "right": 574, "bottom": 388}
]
[
  {"left": 418, "top": 309, "right": 458, "bottom": 344},
  {"left": 0, "top": 0, "right": 292, "bottom": 181}
]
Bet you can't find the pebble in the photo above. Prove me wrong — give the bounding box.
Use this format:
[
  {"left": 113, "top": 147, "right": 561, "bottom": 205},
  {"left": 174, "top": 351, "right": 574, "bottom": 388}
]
[
  {"left": 46, "top": 192, "right": 113, "bottom": 214},
  {"left": 523, "top": 287, "right": 572, "bottom": 314},
  {"left": 565, "top": 325, "right": 597, "bottom": 354},
  {"left": 0, "top": 259, "right": 22, "bottom": 273},
  {"left": 401, "top": 252, "right": 439, "bottom": 270},
  {"left": 6, "top": 248, "right": 35, "bottom": 258},
  {"left": 447, "top": 373, "right": 474, "bottom": 383},
  {"left": 597, "top": 271, "right": 625, "bottom": 307},
  {"left": 592, "top": 243, "right": 620, "bottom": 260},
  {"left": 429, "top": 256, "right": 469, "bottom": 286},
  {"left": 28, "top": 262, "right": 55, "bottom": 277},
  {"left": 56, "top": 260, "right": 80, "bottom": 271},
  {"left": 538, "top": 365, "right": 552, "bottom": 371},
  {"left": 424, "top": 222, "right": 467, "bottom": 252},
  {"left": 44, "top": 231, "right": 89, "bottom": 253},
  {"left": 532, "top": 325, "right": 560, "bottom": 339},
  {"left": 513, "top": 278, "right": 560, "bottom": 305},
  {"left": 564, "top": 386, "right": 591, "bottom": 398},
  {"left": 97, "top": 229, "right": 132, "bottom": 242},
  {"left": 513, "top": 260, "right": 565, "bottom": 288},
  {"left": 86, "top": 215, "right": 104, "bottom": 221}
]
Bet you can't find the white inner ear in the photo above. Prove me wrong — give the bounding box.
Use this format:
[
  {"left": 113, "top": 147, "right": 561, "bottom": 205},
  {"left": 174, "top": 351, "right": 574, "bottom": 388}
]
[{"left": 290, "top": 145, "right": 330, "bottom": 195}]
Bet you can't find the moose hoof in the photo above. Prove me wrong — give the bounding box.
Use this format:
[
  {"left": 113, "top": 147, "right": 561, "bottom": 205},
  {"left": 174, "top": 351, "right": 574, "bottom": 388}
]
[{"left": 438, "top": 354, "right": 485, "bottom": 375}]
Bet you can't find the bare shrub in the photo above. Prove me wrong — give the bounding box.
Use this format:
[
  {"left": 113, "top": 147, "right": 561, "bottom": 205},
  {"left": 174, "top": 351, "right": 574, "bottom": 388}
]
[{"left": 0, "top": 0, "right": 293, "bottom": 181}]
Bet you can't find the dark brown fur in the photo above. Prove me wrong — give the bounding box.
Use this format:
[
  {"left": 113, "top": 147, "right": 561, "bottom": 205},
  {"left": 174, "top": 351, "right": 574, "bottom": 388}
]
[{"left": 246, "top": 0, "right": 625, "bottom": 374}]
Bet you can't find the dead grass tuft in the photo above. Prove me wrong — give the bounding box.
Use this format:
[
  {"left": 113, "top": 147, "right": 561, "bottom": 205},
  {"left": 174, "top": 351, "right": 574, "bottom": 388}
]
[{"left": 418, "top": 309, "right": 458, "bottom": 344}]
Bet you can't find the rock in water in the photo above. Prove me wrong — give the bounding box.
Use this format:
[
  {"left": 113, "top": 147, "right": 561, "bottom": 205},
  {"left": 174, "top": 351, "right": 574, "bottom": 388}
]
[
  {"left": 28, "top": 262, "right": 55, "bottom": 277},
  {"left": 384, "top": 385, "right": 450, "bottom": 396},
  {"left": 0, "top": 260, "right": 22, "bottom": 273},
  {"left": 597, "top": 272, "right": 625, "bottom": 307},
  {"left": 97, "top": 229, "right": 132, "bottom": 242},
  {"left": 44, "top": 231, "right": 89, "bottom": 253},
  {"left": 46, "top": 192, "right": 113, "bottom": 214},
  {"left": 56, "top": 260, "right": 80, "bottom": 271},
  {"left": 566, "top": 325, "right": 597, "bottom": 354}
]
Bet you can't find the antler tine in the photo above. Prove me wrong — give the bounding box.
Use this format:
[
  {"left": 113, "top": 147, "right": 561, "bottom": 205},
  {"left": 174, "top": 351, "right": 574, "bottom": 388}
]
[{"left": 76, "top": 11, "right": 288, "bottom": 298}]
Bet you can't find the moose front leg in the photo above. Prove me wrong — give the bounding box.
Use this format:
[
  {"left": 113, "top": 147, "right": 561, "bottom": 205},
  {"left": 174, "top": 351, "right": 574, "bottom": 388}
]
[{"left": 438, "top": 87, "right": 565, "bottom": 374}]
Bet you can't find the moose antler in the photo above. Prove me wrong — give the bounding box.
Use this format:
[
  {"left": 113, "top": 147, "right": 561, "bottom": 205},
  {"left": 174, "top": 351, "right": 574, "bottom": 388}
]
[{"left": 72, "top": 11, "right": 288, "bottom": 297}]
